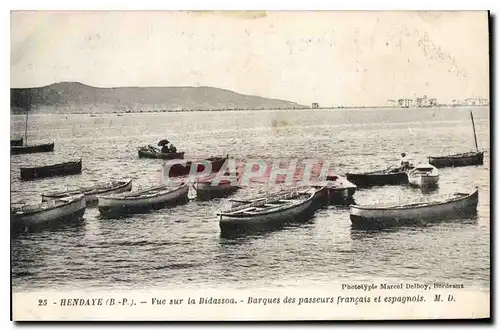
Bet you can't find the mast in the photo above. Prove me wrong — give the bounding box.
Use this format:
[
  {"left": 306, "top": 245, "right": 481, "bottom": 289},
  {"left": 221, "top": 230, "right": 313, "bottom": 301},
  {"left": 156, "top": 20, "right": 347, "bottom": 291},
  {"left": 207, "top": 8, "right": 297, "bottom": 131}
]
[
  {"left": 24, "top": 90, "right": 32, "bottom": 146},
  {"left": 24, "top": 109, "right": 28, "bottom": 146},
  {"left": 470, "top": 111, "right": 478, "bottom": 151}
]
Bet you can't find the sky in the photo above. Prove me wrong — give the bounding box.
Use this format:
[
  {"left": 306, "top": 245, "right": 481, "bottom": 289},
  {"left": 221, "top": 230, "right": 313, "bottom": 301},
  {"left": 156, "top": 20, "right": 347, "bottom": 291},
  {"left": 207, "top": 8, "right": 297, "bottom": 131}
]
[{"left": 10, "top": 10, "right": 489, "bottom": 106}]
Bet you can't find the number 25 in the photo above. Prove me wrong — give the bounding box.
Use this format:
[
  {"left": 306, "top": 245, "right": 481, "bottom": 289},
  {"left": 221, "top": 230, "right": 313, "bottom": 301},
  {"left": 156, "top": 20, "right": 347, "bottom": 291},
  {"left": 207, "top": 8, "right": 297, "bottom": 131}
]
[{"left": 38, "top": 299, "right": 47, "bottom": 306}]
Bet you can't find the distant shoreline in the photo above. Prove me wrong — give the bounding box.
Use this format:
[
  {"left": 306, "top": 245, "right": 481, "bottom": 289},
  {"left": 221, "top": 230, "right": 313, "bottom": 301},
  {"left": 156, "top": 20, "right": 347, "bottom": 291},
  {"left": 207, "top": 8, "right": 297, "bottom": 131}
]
[{"left": 10, "top": 104, "right": 489, "bottom": 116}]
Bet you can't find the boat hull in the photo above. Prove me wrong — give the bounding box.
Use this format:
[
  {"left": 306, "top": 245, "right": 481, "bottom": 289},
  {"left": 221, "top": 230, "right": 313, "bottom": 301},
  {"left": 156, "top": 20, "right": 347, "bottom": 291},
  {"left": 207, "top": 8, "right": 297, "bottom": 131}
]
[
  {"left": 219, "top": 194, "right": 314, "bottom": 234},
  {"left": 98, "top": 184, "right": 189, "bottom": 217},
  {"left": 138, "top": 148, "right": 185, "bottom": 160},
  {"left": 11, "top": 196, "right": 86, "bottom": 234},
  {"left": 346, "top": 171, "right": 408, "bottom": 187},
  {"left": 428, "top": 151, "right": 484, "bottom": 168},
  {"left": 168, "top": 157, "right": 227, "bottom": 177},
  {"left": 42, "top": 180, "right": 133, "bottom": 205},
  {"left": 408, "top": 174, "right": 439, "bottom": 188},
  {"left": 196, "top": 182, "right": 240, "bottom": 200},
  {"left": 20, "top": 159, "right": 82, "bottom": 181},
  {"left": 326, "top": 186, "right": 356, "bottom": 204},
  {"left": 350, "top": 189, "right": 478, "bottom": 229},
  {"left": 11, "top": 142, "right": 55, "bottom": 155},
  {"left": 319, "top": 175, "right": 357, "bottom": 204}
]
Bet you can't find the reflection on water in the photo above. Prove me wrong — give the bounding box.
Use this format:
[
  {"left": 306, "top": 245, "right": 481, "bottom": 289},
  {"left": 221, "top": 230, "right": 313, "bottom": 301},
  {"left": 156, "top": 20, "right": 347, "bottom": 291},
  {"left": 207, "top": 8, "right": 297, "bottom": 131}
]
[{"left": 10, "top": 107, "right": 490, "bottom": 291}]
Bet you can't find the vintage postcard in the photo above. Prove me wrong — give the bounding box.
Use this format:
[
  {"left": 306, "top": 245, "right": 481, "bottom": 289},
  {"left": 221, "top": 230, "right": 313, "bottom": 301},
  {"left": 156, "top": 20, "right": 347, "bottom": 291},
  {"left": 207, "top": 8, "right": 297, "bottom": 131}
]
[{"left": 10, "top": 10, "right": 490, "bottom": 321}]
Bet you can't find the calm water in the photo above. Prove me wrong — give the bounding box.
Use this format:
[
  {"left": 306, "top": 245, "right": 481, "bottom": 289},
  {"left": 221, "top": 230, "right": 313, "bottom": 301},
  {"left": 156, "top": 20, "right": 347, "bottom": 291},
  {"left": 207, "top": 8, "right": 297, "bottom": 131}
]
[{"left": 10, "top": 107, "right": 490, "bottom": 292}]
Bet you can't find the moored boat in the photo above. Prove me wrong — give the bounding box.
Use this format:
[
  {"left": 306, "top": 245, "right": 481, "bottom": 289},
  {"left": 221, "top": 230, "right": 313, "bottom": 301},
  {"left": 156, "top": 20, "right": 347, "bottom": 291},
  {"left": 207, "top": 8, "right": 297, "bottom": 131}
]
[
  {"left": 42, "top": 179, "right": 133, "bottom": 205},
  {"left": 345, "top": 166, "right": 409, "bottom": 188},
  {"left": 218, "top": 187, "right": 316, "bottom": 233},
  {"left": 11, "top": 194, "right": 86, "bottom": 234},
  {"left": 98, "top": 182, "right": 189, "bottom": 217},
  {"left": 229, "top": 185, "right": 319, "bottom": 208},
  {"left": 20, "top": 159, "right": 82, "bottom": 181},
  {"left": 11, "top": 101, "right": 55, "bottom": 155},
  {"left": 318, "top": 174, "right": 357, "bottom": 204},
  {"left": 349, "top": 187, "right": 479, "bottom": 229},
  {"left": 407, "top": 164, "right": 439, "bottom": 188},
  {"left": 428, "top": 111, "right": 484, "bottom": 168},
  {"left": 11, "top": 142, "right": 55, "bottom": 155},
  {"left": 10, "top": 138, "right": 23, "bottom": 146},
  {"left": 138, "top": 145, "right": 185, "bottom": 160},
  {"left": 166, "top": 155, "right": 228, "bottom": 177},
  {"left": 195, "top": 171, "right": 241, "bottom": 200},
  {"left": 428, "top": 151, "right": 484, "bottom": 168}
]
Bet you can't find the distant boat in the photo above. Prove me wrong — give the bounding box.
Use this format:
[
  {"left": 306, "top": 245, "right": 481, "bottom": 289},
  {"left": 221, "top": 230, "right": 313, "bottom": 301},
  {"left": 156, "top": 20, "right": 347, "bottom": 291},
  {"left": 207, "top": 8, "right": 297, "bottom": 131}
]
[
  {"left": 10, "top": 138, "right": 23, "bottom": 146},
  {"left": 345, "top": 166, "right": 410, "bottom": 188},
  {"left": 349, "top": 187, "right": 478, "bottom": 229},
  {"left": 42, "top": 179, "right": 133, "bottom": 205},
  {"left": 407, "top": 164, "right": 439, "bottom": 188},
  {"left": 428, "top": 111, "right": 484, "bottom": 168},
  {"left": 11, "top": 194, "right": 86, "bottom": 234},
  {"left": 428, "top": 151, "right": 484, "bottom": 168},
  {"left": 20, "top": 159, "right": 82, "bottom": 181},
  {"left": 138, "top": 145, "right": 185, "bottom": 160},
  {"left": 218, "top": 187, "right": 317, "bottom": 233},
  {"left": 11, "top": 142, "right": 55, "bottom": 155},
  {"left": 11, "top": 95, "right": 55, "bottom": 155},
  {"left": 98, "top": 182, "right": 189, "bottom": 217}
]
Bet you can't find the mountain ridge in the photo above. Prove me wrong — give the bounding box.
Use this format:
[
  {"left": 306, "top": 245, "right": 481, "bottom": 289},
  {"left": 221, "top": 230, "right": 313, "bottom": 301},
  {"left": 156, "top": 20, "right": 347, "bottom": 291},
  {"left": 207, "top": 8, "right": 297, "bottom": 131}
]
[{"left": 10, "top": 82, "right": 307, "bottom": 114}]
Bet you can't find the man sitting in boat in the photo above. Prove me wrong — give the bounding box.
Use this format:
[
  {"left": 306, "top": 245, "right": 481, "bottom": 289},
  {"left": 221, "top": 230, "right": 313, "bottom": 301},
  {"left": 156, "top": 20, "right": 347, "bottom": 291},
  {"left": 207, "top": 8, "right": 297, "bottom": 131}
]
[
  {"left": 169, "top": 144, "right": 177, "bottom": 153},
  {"left": 400, "top": 153, "right": 411, "bottom": 171},
  {"left": 161, "top": 144, "right": 171, "bottom": 153}
]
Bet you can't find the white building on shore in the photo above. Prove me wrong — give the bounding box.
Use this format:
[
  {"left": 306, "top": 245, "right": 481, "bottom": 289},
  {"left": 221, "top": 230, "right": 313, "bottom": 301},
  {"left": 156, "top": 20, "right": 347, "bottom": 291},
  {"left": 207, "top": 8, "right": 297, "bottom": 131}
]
[{"left": 392, "top": 95, "right": 438, "bottom": 108}]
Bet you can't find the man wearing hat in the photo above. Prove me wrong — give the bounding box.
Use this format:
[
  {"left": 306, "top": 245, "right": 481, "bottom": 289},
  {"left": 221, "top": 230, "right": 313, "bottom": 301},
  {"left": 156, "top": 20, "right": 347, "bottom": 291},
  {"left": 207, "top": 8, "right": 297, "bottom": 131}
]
[
  {"left": 400, "top": 152, "right": 410, "bottom": 171},
  {"left": 160, "top": 140, "right": 170, "bottom": 153}
]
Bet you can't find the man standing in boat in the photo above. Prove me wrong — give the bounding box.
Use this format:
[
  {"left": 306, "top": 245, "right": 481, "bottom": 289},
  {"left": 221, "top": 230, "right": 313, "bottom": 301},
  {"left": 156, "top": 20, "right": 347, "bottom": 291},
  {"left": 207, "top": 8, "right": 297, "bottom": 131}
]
[{"left": 400, "top": 153, "right": 410, "bottom": 171}]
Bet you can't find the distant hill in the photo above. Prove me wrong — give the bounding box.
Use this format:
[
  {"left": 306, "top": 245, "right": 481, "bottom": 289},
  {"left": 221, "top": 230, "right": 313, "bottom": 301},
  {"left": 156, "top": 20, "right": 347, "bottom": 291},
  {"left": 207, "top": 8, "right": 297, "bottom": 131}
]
[{"left": 10, "top": 82, "right": 306, "bottom": 114}]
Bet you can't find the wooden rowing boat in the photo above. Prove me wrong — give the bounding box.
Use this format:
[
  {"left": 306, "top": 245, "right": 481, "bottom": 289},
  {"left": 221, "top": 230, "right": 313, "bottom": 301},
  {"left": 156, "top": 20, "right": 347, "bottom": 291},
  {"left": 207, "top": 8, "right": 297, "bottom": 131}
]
[
  {"left": 218, "top": 187, "right": 316, "bottom": 233},
  {"left": 350, "top": 187, "right": 478, "bottom": 229},
  {"left": 21, "top": 159, "right": 82, "bottom": 180},
  {"left": 98, "top": 182, "right": 189, "bottom": 217},
  {"left": 167, "top": 156, "right": 228, "bottom": 177},
  {"left": 11, "top": 99, "right": 55, "bottom": 154},
  {"left": 11, "top": 194, "right": 86, "bottom": 234},
  {"left": 20, "top": 159, "right": 82, "bottom": 181},
  {"left": 428, "top": 151, "right": 484, "bottom": 168},
  {"left": 319, "top": 174, "right": 357, "bottom": 204},
  {"left": 407, "top": 164, "right": 439, "bottom": 188},
  {"left": 195, "top": 171, "right": 241, "bottom": 200},
  {"left": 138, "top": 145, "right": 185, "bottom": 160},
  {"left": 345, "top": 166, "right": 410, "bottom": 188},
  {"left": 428, "top": 111, "right": 484, "bottom": 168},
  {"left": 11, "top": 142, "right": 55, "bottom": 155},
  {"left": 42, "top": 179, "right": 133, "bottom": 205}
]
